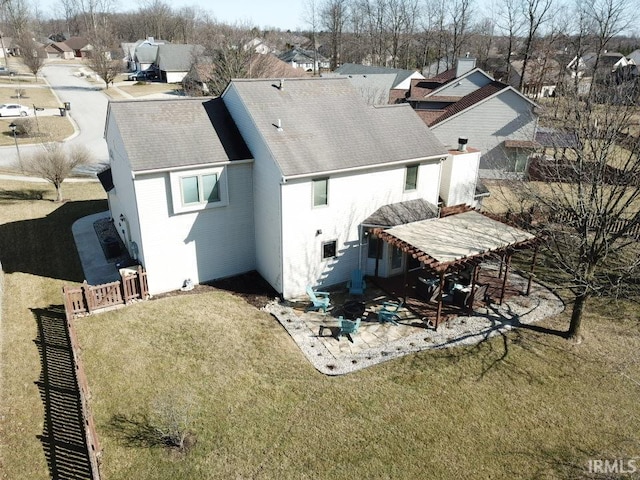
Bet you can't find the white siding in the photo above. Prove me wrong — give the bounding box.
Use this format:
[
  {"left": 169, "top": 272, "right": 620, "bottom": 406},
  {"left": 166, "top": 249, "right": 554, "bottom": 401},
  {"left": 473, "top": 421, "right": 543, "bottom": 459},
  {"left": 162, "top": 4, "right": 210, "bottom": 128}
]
[
  {"left": 432, "top": 70, "right": 492, "bottom": 98},
  {"left": 395, "top": 72, "right": 425, "bottom": 90},
  {"left": 280, "top": 161, "right": 441, "bottom": 298},
  {"left": 134, "top": 162, "right": 255, "bottom": 295},
  {"left": 431, "top": 91, "right": 537, "bottom": 170},
  {"left": 105, "top": 112, "right": 145, "bottom": 264},
  {"left": 440, "top": 150, "right": 481, "bottom": 206},
  {"left": 165, "top": 71, "right": 187, "bottom": 83},
  {"left": 223, "top": 84, "right": 284, "bottom": 294}
]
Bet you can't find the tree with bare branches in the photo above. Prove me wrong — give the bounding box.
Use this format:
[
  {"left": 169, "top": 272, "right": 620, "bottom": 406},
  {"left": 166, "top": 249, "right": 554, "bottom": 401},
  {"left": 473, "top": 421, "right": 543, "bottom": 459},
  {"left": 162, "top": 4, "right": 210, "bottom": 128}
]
[
  {"left": 488, "top": 0, "right": 638, "bottom": 342},
  {"left": 22, "top": 143, "right": 92, "bottom": 202}
]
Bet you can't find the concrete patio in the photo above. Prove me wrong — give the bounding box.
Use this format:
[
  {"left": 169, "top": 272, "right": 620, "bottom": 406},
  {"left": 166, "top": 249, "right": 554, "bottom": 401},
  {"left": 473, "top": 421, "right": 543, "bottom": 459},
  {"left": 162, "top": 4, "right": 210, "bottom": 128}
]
[{"left": 265, "top": 270, "right": 564, "bottom": 375}]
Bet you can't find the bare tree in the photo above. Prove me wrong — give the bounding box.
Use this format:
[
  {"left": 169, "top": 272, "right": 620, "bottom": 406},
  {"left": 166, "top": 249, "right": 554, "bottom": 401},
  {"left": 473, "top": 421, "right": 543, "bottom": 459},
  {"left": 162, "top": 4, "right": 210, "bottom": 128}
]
[
  {"left": 303, "top": 0, "right": 321, "bottom": 75},
  {"left": 198, "top": 22, "right": 255, "bottom": 96},
  {"left": 2, "top": 0, "right": 31, "bottom": 36},
  {"left": 488, "top": 0, "right": 639, "bottom": 342},
  {"left": 15, "top": 33, "right": 44, "bottom": 79},
  {"left": 496, "top": 0, "right": 524, "bottom": 80},
  {"left": 448, "top": 0, "right": 473, "bottom": 67},
  {"left": 518, "top": 0, "right": 554, "bottom": 91},
  {"left": 22, "top": 143, "right": 92, "bottom": 202},
  {"left": 87, "top": 26, "right": 123, "bottom": 88},
  {"left": 321, "top": 0, "right": 348, "bottom": 69}
]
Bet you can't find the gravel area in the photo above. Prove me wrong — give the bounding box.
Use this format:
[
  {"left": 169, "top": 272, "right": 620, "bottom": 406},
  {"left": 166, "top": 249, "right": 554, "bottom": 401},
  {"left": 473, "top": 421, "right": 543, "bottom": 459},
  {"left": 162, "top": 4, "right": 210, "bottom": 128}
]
[{"left": 264, "top": 273, "right": 565, "bottom": 376}]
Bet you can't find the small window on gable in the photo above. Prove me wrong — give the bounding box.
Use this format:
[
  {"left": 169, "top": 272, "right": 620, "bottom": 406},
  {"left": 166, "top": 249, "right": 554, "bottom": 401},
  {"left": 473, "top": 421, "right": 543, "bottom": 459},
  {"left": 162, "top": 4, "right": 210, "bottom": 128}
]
[
  {"left": 313, "top": 178, "right": 328, "bottom": 207},
  {"left": 405, "top": 164, "right": 419, "bottom": 191},
  {"left": 322, "top": 240, "right": 337, "bottom": 260}
]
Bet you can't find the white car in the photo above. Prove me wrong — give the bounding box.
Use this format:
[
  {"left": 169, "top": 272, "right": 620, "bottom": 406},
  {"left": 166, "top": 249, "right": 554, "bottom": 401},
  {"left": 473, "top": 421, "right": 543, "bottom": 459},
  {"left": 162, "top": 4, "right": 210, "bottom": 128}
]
[{"left": 0, "top": 103, "right": 30, "bottom": 117}]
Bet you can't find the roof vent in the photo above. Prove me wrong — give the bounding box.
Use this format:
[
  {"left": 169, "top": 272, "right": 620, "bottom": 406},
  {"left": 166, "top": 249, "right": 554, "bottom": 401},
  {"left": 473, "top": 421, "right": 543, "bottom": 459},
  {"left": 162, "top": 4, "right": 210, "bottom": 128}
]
[
  {"left": 275, "top": 119, "right": 283, "bottom": 132},
  {"left": 279, "top": 78, "right": 284, "bottom": 90},
  {"left": 458, "top": 137, "right": 468, "bottom": 152}
]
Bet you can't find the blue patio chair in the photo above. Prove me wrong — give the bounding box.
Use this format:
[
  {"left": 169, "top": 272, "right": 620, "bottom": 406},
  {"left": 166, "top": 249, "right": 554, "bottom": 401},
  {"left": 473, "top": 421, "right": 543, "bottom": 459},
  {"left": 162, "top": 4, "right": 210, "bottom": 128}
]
[
  {"left": 378, "top": 299, "right": 404, "bottom": 325},
  {"left": 347, "top": 269, "right": 366, "bottom": 296},
  {"left": 306, "top": 285, "right": 331, "bottom": 313},
  {"left": 338, "top": 316, "right": 361, "bottom": 341}
]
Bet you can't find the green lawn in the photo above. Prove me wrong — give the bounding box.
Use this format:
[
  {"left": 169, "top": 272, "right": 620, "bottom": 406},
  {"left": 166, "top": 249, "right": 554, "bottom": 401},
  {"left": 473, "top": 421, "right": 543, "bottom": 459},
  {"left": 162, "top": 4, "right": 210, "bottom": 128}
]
[{"left": 1, "top": 180, "right": 639, "bottom": 479}]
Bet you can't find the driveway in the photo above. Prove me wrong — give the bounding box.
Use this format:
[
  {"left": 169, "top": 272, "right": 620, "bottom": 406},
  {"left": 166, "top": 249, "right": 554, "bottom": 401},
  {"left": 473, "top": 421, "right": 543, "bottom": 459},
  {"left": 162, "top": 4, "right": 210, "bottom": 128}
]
[{"left": 0, "top": 63, "right": 110, "bottom": 174}]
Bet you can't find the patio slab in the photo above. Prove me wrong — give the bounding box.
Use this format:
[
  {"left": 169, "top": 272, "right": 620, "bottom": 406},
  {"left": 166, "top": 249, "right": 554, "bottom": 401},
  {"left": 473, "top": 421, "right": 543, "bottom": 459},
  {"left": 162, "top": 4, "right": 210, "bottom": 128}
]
[{"left": 264, "top": 273, "right": 565, "bottom": 376}]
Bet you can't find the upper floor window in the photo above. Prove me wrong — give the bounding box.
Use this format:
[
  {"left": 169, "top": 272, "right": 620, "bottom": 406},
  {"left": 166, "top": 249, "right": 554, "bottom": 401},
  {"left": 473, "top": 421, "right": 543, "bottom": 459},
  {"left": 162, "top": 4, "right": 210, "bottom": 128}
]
[
  {"left": 170, "top": 167, "right": 228, "bottom": 214},
  {"left": 181, "top": 173, "right": 220, "bottom": 205},
  {"left": 313, "top": 178, "right": 328, "bottom": 207},
  {"left": 405, "top": 164, "right": 419, "bottom": 191}
]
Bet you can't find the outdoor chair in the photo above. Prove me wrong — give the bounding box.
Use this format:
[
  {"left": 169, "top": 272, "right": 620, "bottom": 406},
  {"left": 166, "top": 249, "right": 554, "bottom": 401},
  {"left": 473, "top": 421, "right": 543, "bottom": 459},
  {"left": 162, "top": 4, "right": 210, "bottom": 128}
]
[
  {"left": 306, "top": 285, "right": 331, "bottom": 313},
  {"left": 347, "top": 269, "right": 366, "bottom": 296},
  {"left": 338, "top": 316, "right": 361, "bottom": 341},
  {"left": 378, "top": 299, "right": 404, "bottom": 325}
]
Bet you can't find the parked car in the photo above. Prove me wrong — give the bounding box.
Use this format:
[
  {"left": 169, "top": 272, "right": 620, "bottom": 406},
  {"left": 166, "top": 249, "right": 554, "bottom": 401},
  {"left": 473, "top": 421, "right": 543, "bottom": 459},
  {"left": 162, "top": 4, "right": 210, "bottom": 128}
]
[
  {"left": 0, "top": 103, "right": 30, "bottom": 117},
  {"left": 0, "top": 66, "right": 18, "bottom": 76},
  {"left": 127, "top": 70, "right": 147, "bottom": 81}
]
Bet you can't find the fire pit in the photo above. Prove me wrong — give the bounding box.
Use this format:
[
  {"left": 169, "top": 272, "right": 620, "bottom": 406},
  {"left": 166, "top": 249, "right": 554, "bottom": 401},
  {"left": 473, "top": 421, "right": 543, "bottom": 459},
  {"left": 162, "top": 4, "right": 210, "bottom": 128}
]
[{"left": 342, "top": 300, "right": 365, "bottom": 320}]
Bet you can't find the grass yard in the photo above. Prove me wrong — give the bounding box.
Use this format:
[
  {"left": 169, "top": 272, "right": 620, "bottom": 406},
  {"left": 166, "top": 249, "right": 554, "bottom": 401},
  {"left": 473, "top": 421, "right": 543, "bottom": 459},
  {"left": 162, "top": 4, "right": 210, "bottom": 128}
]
[
  {"left": 116, "top": 81, "right": 184, "bottom": 98},
  {"left": 1, "top": 180, "right": 639, "bottom": 479}
]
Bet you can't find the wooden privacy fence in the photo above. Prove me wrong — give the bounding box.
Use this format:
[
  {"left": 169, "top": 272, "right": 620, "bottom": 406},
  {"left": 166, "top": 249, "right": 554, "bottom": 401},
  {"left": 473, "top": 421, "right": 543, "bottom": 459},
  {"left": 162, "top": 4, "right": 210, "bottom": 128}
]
[{"left": 63, "top": 266, "right": 149, "bottom": 319}]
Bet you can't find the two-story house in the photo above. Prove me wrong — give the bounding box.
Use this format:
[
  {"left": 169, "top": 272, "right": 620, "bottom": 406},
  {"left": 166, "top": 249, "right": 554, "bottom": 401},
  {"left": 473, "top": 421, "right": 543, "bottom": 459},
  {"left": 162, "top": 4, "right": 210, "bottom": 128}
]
[{"left": 103, "top": 77, "right": 484, "bottom": 298}]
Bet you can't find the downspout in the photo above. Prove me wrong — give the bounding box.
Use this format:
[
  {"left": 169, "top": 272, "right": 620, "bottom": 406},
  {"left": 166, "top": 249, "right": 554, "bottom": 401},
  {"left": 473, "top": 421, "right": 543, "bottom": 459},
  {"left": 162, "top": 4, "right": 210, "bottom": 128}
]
[{"left": 279, "top": 176, "right": 285, "bottom": 299}]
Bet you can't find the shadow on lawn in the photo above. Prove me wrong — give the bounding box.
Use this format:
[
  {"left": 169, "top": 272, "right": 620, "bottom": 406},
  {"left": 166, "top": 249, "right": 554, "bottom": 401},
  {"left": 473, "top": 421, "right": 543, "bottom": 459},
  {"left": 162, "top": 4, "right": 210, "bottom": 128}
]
[
  {"left": 105, "top": 414, "right": 165, "bottom": 448},
  {"left": 0, "top": 198, "right": 107, "bottom": 282},
  {"left": 33, "top": 306, "right": 94, "bottom": 480}
]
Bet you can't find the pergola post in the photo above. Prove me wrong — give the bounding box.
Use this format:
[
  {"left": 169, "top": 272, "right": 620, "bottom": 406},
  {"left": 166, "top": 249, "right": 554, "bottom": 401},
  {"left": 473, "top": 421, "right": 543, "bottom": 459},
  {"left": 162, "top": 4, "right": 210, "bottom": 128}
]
[
  {"left": 467, "top": 263, "right": 479, "bottom": 313},
  {"left": 374, "top": 234, "right": 380, "bottom": 278},
  {"left": 526, "top": 243, "right": 539, "bottom": 296},
  {"left": 499, "top": 252, "right": 512, "bottom": 305},
  {"left": 498, "top": 253, "right": 505, "bottom": 279},
  {"left": 436, "top": 269, "right": 445, "bottom": 329}
]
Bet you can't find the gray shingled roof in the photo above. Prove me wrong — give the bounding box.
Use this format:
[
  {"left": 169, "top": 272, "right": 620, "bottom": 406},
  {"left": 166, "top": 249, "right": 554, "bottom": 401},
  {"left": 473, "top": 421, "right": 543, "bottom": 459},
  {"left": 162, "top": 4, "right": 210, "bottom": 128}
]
[
  {"left": 227, "top": 77, "right": 447, "bottom": 177},
  {"left": 107, "top": 98, "right": 252, "bottom": 172},
  {"left": 157, "top": 44, "right": 204, "bottom": 72},
  {"left": 323, "top": 72, "right": 397, "bottom": 105},
  {"left": 334, "top": 63, "right": 420, "bottom": 89},
  {"left": 362, "top": 199, "right": 439, "bottom": 227},
  {"left": 135, "top": 45, "right": 158, "bottom": 64}
]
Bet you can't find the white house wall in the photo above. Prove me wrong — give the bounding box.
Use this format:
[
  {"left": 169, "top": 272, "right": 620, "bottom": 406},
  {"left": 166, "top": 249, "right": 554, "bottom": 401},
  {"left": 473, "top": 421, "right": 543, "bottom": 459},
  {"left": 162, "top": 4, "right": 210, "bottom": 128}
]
[
  {"left": 431, "top": 91, "right": 537, "bottom": 171},
  {"left": 104, "top": 113, "right": 145, "bottom": 265},
  {"left": 223, "top": 84, "right": 284, "bottom": 294},
  {"left": 395, "top": 72, "right": 425, "bottom": 90},
  {"left": 439, "top": 150, "right": 481, "bottom": 206},
  {"left": 165, "top": 71, "right": 187, "bottom": 83},
  {"left": 432, "top": 70, "right": 492, "bottom": 98},
  {"left": 280, "top": 161, "right": 442, "bottom": 299},
  {"left": 133, "top": 163, "right": 255, "bottom": 295}
]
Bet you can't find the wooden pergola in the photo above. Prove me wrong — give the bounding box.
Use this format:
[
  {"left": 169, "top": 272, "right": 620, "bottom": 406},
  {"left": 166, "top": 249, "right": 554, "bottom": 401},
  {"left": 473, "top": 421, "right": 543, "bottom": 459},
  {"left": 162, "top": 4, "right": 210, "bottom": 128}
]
[{"left": 372, "top": 209, "right": 541, "bottom": 329}]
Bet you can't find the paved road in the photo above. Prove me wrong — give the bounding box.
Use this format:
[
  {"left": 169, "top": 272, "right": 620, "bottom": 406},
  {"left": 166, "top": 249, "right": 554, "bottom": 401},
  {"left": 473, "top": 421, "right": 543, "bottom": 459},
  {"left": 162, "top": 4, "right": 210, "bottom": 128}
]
[{"left": 0, "top": 63, "right": 111, "bottom": 175}]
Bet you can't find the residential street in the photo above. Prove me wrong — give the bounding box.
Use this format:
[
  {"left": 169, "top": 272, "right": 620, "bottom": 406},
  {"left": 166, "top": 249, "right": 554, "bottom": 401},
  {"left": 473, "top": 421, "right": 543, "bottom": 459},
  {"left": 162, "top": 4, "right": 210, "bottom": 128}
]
[{"left": 0, "top": 63, "right": 111, "bottom": 174}]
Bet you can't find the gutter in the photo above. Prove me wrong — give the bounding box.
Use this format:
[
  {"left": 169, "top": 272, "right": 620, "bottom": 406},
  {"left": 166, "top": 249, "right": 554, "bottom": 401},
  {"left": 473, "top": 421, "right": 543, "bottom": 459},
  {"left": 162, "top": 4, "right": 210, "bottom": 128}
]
[
  {"left": 281, "top": 155, "right": 446, "bottom": 182},
  {"left": 132, "top": 158, "right": 254, "bottom": 178}
]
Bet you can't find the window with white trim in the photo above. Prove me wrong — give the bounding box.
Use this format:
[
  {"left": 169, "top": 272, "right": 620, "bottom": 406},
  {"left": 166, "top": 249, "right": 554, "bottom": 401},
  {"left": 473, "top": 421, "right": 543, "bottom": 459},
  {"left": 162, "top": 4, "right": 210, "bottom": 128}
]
[
  {"left": 170, "top": 167, "right": 228, "bottom": 214},
  {"left": 404, "top": 164, "right": 419, "bottom": 191},
  {"left": 180, "top": 173, "right": 220, "bottom": 205},
  {"left": 313, "top": 178, "right": 328, "bottom": 207}
]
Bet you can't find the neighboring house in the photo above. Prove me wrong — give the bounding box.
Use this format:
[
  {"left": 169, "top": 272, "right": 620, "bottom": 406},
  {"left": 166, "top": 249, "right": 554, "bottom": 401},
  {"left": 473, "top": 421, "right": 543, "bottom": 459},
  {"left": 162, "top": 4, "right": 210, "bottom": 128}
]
[
  {"left": 133, "top": 44, "right": 159, "bottom": 73},
  {"left": 278, "top": 47, "right": 329, "bottom": 71},
  {"left": 64, "top": 36, "right": 93, "bottom": 58},
  {"left": 334, "top": 63, "right": 425, "bottom": 91},
  {"left": 322, "top": 72, "right": 398, "bottom": 105},
  {"left": 508, "top": 58, "right": 561, "bottom": 98},
  {"left": 156, "top": 43, "right": 204, "bottom": 83},
  {"left": 628, "top": 49, "right": 640, "bottom": 66},
  {"left": 44, "top": 41, "right": 74, "bottom": 60},
  {"left": 103, "top": 77, "right": 483, "bottom": 298},
  {"left": 245, "top": 37, "right": 272, "bottom": 55},
  {"left": 122, "top": 37, "right": 168, "bottom": 71},
  {"left": 406, "top": 58, "right": 539, "bottom": 173}
]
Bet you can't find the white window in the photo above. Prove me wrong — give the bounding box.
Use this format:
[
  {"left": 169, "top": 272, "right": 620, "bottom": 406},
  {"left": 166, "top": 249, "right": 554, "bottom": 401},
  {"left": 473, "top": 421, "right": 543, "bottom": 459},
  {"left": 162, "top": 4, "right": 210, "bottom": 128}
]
[
  {"left": 180, "top": 173, "right": 220, "bottom": 205},
  {"left": 405, "top": 164, "right": 419, "bottom": 191},
  {"left": 170, "top": 167, "right": 228, "bottom": 214},
  {"left": 313, "top": 178, "right": 328, "bottom": 207}
]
